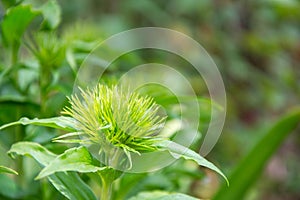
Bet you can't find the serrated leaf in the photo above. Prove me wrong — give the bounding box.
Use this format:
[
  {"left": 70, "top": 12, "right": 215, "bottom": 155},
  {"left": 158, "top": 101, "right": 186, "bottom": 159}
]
[
  {"left": 0, "top": 116, "right": 78, "bottom": 132},
  {"left": 36, "top": 146, "right": 106, "bottom": 179},
  {"left": 157, "top": 140, "right": 228, "bottom": 185},
  {"left": 213, "top": 108, "right": 300, "bottom": 200},
  {"left": 8, "top": 142, "right": 97, "bottom": 200},
  {"left": 1, "top": 4, "right": 40, "bottom": 46},
  {"left": 40, "top": 0, "right": 61, "bottom": 30},
  {"left": 128, "top": 191, "right": 199, "bottom": 200},
  {"left": 0, "top": 166, "right": 18, "bottom": 175}
]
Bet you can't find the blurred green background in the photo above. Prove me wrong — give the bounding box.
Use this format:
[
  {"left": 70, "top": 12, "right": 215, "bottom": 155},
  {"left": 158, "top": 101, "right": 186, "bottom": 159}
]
[{"left": 1, "top": 0, "right": 300, "bottom": 199}]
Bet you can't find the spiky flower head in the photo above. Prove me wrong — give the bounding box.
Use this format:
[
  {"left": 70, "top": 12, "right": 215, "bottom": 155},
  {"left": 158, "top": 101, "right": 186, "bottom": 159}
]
[{"left": 61, "top": 84, "right": 165, "bottom": 162}]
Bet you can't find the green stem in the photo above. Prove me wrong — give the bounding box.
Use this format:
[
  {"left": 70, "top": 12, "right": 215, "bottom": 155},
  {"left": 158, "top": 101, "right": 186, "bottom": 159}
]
[
  {"left": 41, "top": 179, "right": 51, "bottom": 200},
  {"left": 99, "top": 172, "right": 113, "bottom": 200},
  {"left": 15, "top": 108, "right": 25, "bottom": 189},
  {"left": 11, "top": 43, "right": 21, "bottom": 93},
  {"left": 11, "top": 43, "right": 19, "bottom": 66},
  {"left": 39, "top": 64, "right": 51, "bottom": 116}
]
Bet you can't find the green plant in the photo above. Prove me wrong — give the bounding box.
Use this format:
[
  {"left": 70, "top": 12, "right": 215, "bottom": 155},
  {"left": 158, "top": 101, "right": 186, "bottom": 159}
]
[
  {"left": 0, "top": 84, "right": 227, "bottom": 199},
  {"left": 213, "top": 108, "right": 300, "bottom": 200},
  {"left": 0, "top": 3, "right": 121, "bottom": 199},
  {"left": 3, "top": 0, "right": 298, "bottom": 199}
]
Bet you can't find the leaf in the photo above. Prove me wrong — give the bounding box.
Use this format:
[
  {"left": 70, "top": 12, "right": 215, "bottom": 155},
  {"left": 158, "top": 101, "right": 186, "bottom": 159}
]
[
  {"left": 128, "top": 191, "right": 199, "bottom": 200},
  {"left": 213, "top": 108, "right": 300, "bottom": 200},
  {"left": 40, "top": 0, "right": 61, "bottom": 30},
  {"left": 0, "top": 116, "right": 78, "bottom": 132},
  {"left": 1, "top": 4, "right": 40, "bottom": 47},
  {"left": 48, "top": 172, "right": 97, "bottom": 200},
  {"left": 53, "top": 139, "right": 90, "bottom": 144},
  {"left": 8, "top": 142, "right": 97, "bottom": 200},
  {"left": 1, "top": 0, "right": 22, "bottom": 9},
  {"left": 8, "top": 141, "right": 56, "bottom": 165},
  {"left": 0, "top": 166, "right": 18, "bottom": 175},
  {"left": 36, "top": 146, "right": 106, "bottom": 179},
  {"left": 157, "top": 140, "right": 228, "bottom": 185},
  {"left": 0, "top": 174, "right": 20, "bottom": 198},
  {"left": 52, "top": 131, "right": 84, "bottom": 140}
]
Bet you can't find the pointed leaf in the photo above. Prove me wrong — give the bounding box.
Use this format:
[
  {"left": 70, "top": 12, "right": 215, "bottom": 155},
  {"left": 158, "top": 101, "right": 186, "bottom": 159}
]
[
  {"left": 52, "top": 132, "right": 89, "bottom": 144},
  {"left": 36, "top": 146, "right": 106, "bottom": 179},
  {"left": 158, "top": 140, "right": 228, "bottom": 185},
  {"left": 53, "top": 131, "right": 84, "bottom": 140},
  {"left": 213, "top": 108, "right": 300, "bottom": 200},
  {"left": 0, "top": 116, "right": 78, "bottom": 132},
  {"left": 0, "top": 166, "right": 18, "bottom": 175},
  {"left": 53, "top": 139, "right": 90, "bottom": 144},
  {"left": 8, "top": 142, "right": 97, "bottom": 200}
]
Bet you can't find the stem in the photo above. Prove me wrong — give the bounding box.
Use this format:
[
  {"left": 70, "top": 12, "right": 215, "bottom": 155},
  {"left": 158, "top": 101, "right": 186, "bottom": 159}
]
[
  {"left": 11, "top": 43, "right": 22, "bottom": 93},
  {"left": 39, "top": 64, "right": 51, "bottom": 116},
  {"left": 41, "top": 179, "right": 49, "bottom": 200},
  {"left": 11, "top": 43, "right": 19, "bottom": 66},
  {"left": 101, "top": 179, "right": 112, "bottom": 200},
  {"left": 15, "top": 108, "right": 25, "bottom": 189},
  {"left": 98, "top": 144, "right": 124, "bottom": 199},
  {"left": 99, "top": 172, "right": 113, "bottom": 200}
]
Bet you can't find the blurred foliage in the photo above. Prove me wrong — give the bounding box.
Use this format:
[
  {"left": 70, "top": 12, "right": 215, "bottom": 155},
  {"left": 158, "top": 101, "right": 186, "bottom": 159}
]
[
  {"left": 214, "top": 108, "right": 300, "bottom": 200},
  {"left": 0, "top": 0, "right": 300, "bottom": 199}
]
